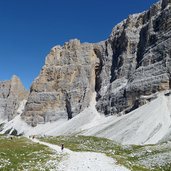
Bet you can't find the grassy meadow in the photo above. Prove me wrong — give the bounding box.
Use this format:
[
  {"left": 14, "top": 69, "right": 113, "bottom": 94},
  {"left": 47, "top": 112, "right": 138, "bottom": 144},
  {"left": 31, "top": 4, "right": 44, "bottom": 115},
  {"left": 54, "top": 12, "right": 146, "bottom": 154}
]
[
  {"left": 0, "top": 135, "right": 64, "bottom": 171},
  {"left": 39, "top": 135, "right": 171, "bottom": 171}
]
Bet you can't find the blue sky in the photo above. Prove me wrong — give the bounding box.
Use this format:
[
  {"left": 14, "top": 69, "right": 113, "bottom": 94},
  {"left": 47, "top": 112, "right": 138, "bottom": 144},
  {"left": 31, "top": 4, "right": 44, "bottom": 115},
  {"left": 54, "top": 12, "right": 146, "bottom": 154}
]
[{"left": 0, "top": 0, "right": 158, "bottom": 89}]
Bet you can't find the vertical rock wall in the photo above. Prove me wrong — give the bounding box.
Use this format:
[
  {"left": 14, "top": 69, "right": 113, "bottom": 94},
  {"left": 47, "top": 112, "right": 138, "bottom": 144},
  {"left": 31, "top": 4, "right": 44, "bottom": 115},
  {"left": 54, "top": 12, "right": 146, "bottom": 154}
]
[
  {"left": 22, "top": 40, "right": 98, "bottom": 126},
  {"left": 22, "top": 0, "right": 171, "bottom": 126},
  {"left": 96, "top": 0, "right": 171, "bottom": 114}
]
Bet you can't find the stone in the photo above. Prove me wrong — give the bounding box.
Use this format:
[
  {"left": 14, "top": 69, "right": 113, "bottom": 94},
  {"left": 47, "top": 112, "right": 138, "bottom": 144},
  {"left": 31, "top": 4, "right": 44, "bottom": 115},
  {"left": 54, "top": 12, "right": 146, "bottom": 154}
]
[
  {"left": 21, "top": 40, "right": 98, "bottom": 126},
  {"left": 22, "top": 0, "right": 171, "bottom": 126},
  {"left": 96, "top": 0, "right": 171, "bottom": 115},
  {"left": 0, "top": 75, "right": 28, "bottom": 121}
]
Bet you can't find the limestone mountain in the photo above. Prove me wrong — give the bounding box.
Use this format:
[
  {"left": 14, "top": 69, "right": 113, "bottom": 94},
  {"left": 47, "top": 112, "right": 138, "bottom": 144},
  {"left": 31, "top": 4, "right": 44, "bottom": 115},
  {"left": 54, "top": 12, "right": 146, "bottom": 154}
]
[
  {"left": 0, "top": 75, "right": 29, "bottom": 122},
  {"left": 21, "top": 0, "right": 171, "bottom": 126}
]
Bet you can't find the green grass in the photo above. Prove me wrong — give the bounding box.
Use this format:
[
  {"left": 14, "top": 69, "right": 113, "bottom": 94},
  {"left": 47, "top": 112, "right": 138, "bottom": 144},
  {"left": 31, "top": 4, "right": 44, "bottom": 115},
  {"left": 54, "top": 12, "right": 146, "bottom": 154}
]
[
  {"left": 0, "top": 134, "right": 170, "bottom": 170},
  {"left": 0, "top": 135, "right": 64, "bottom": 170},
  {"left": 39, "top": 135, "right": 171, "bottom": 171}
]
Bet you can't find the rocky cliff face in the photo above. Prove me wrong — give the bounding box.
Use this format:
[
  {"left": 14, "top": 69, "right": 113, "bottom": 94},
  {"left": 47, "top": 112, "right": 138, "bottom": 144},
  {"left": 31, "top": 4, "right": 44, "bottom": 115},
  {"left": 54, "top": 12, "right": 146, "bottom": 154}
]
[
  {"left": 0, "top": 75, "right": 28, "bottom": 121},
  {"left": 96, "top": 0, "right": 171, "bottom": 115},
  {"left": 22, "top": 0, "right": 171, "bottom": 126},
  {"left": 22, "top": 40, "right": 98, "bottom": 126}
]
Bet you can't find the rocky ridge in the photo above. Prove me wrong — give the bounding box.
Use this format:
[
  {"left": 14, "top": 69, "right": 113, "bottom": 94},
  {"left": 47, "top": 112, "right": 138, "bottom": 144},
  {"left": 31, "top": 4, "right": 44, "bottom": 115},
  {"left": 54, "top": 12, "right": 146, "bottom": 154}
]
[
  {"left": 21, "top": 0, "right": 171, "bottom": 126},
  {"left": 0, "top": 75, "right": 28, "bottom": 121},
  {"left": 96, "top": 0, "right": 171, "bottom": 115},
  {"left": 22, "top": 41, "right": 98, "bottom": 126}
]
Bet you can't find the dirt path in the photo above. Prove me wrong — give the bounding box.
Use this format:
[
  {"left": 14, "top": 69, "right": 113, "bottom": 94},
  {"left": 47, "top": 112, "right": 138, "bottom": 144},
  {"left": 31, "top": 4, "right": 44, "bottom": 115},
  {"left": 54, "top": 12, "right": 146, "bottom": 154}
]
[{"left": 31, "top": 138, "right": 130, "bottom": 171}]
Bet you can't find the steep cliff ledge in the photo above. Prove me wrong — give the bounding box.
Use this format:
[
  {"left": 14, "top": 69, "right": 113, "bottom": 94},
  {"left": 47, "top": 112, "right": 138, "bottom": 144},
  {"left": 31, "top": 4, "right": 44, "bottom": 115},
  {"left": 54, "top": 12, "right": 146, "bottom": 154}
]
[{"left": 22, "top": 0, "right": 171, "bottom": 126}]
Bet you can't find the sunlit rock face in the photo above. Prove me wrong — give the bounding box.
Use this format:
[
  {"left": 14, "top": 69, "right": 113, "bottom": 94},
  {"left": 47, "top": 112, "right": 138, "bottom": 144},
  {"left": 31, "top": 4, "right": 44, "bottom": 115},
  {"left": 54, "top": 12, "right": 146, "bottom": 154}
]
[
  {"left": 0, "top": 75, "right": 28, "bottom": 121},
  {"left": 22, "top": 40, "right": 98, "bottom": 126},
  {"left": 22, "top": 0, "right": 171, "bottom": 126}
]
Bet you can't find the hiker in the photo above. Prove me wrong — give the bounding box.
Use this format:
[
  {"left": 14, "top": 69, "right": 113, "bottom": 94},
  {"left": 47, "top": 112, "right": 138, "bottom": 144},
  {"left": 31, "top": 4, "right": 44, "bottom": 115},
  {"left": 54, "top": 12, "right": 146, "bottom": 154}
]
[{"left": 61, "top": 144, "right": 64, "bottom": 151}]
